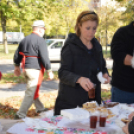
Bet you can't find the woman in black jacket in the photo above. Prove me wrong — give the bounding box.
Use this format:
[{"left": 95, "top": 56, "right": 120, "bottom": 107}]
[{"left": 54, "top": 10, "right": 110, "bottom": 115}]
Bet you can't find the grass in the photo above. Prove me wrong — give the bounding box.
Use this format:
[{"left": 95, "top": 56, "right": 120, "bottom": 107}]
[
  {"left": 101, "top": 89, "right": 111, "bottom": 101},
  {"left": 0, "top": 92, "right": 58, "bottom": 119},
  {"left": 0, "top": 71, "right": 59, "bottom": 84},
  {"left": 108, "top": 69, "right": 112, "bottom": 76},
  {"left": 0, "top": 44, "right": 18, "bottom": 59}
]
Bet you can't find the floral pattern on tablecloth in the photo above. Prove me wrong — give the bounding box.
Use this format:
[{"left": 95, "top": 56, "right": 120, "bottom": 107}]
[{"left": 26, "top": 116, "right": 107, "bottom": 134}]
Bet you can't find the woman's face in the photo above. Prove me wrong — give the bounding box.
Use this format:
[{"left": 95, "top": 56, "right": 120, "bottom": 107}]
[{"left": 79, "top": 20, "right": 97, "bottom": 41}]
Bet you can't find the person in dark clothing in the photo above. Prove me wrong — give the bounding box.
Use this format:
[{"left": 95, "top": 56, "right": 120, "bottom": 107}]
[
  {"left": 54, "top": 10, "right": 110, "bottom": 115},
  {"left": 111, "top": 21, "right": 134, "bottom": 104},
  {"left": 122, "top": 112, "right": 134, "bottom": 134},
  {"left": 13, "top": 20, "right": 54, "bottom": 119}
]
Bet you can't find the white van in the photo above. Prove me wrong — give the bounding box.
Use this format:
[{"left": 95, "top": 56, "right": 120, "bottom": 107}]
[
  {"left": 0, "top": 31, "right": 25, "bottom": 44},
  {"left": 45, "top": 39, "right": 65, "bottom": 61}
]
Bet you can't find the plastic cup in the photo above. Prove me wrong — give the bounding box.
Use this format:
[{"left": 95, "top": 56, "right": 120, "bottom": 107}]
[
  {"left": 88, "top": 84, "right": 96, "bottom": 99},
  {"left": 99, "top": 111, "right": 108, "bottom": 127},
  {"left": 90, "top": 115, "right": 97, "bottom": 129},
  {"left": 89, "top": 110, "right": 98, "bottom": 129},
  {"left": 99, "top": 115, "right": 107, "bottom": 127}
]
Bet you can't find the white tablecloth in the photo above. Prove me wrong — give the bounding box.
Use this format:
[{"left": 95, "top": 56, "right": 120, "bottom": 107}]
[{"left": 7, "top": 103, "right": 134, "bottom": 134}]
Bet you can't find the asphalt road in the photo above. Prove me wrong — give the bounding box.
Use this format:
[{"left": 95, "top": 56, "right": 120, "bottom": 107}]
[{"left": 0, "top": 59, "right": 113, "bottom": 74}]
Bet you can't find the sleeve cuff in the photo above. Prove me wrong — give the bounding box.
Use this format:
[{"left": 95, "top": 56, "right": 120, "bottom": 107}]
[
  {"left": 46, "top": 69, "right": 52, "bottom": 72},
  {"left": 102, "top": 68, "right": 109, "bottom": 75},
  {"left": 14, "top": 63, "right": 20, "bottom": 66},
  {"left": 129, "top": 117, "right": 134, "bottom": 134}
]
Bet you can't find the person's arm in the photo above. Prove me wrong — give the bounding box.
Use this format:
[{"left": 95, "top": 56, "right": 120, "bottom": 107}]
[
  {"left": 129, "top": 112, "right": 134, "bottom": 120},
  {"left": 122, "top": 122, "right": 129, "bottom": 134},
  {"left": 13, "top": 45, "right": 22, "bottom": 76},
  {"left": 38, "top": 39, "right": 51, "bottom": 71},
  {"left": 128, "top": 117, "right": 134, "bottom": 134},
  {"left": 59, "top": 44, "right": 94, "bottom": 90},
  {"left": 58, "top": 44, "right": 81, "bottom": 87},
  {"left": 13, "top": 45, "right": 22, "bottom": 67},
  {"left": 39, "top": 39, "right": 54, "bottom": 79},
  {"left": 111, "top": 28, "right": 128, "bottom": 66}
]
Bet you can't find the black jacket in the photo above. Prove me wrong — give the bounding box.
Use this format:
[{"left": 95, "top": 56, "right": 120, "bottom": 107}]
[
  {"left": 13, "top": 33, "right": 51, "bottom": 71},
  {"left": 54, "top": 33, "right": 108, "bottom": 115},
  {"left": 111, "top": 21, "right": 134, "bottom": 92}
]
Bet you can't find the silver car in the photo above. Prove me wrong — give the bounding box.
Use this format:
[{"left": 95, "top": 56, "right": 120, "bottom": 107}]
[{"left": 45, "top": 39, "right": 65, "bottom": 61}]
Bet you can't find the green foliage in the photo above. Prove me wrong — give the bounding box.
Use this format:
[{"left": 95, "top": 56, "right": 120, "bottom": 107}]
[
  {"left": 0, "top": 72, "right": 58, "bottom": 84},
  {"left": 101, "top": 89, "right": 111, "bottom": 101},
  {"left": 115, "top": 0, "right": 124, "bottom": 2},
  {"left": 114, "top": 0, "right": 134, "bottom": 24},
  {"left": 122, "top": 1, "right": 134, "bottom": 23}
]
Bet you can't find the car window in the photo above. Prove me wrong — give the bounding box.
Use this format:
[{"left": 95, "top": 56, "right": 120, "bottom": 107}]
[
  {"left": 45, "top": 40, "right": 54, "bottom": 46},
  {"left": 51, "top": 42, "right": 63, "bottom": 49}
]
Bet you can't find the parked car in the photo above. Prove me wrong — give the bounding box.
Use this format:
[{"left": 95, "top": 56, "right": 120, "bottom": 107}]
[
  {"left": 45, "top": 39, "right": 65, "bottom": 61},
  {"left": 0, "top": 31, "right": 25, "bottom": 44}
]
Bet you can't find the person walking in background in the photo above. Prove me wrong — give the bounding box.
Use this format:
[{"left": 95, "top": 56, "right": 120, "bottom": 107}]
[
  {"left": 54, "top": 10, "right": 110, "bottom": 115},
  {"left": 111, "top": 21, "right": 134, "bottom": 104},
  {"left": 13, "top": 20, "right": 54, "bottom": 119}
]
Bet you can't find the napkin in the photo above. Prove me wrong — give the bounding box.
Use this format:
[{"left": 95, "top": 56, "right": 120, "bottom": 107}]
[
  {"left": 108, "top": 105, "right": 120, "bottom": 115},
  {"left": 61, "top": 107, "right": 89, "bottom": 121},
  {"left": 97, "top": 72, "right": 107, "bottom": 84},
  {"left": 23, "top": 117, "right": 56, "bottom": 129},
  {"left": 115, "top": 119, "right": 125, "bottom": 128},
  {"left": 119, "top": 104, "right": 134, "bottom": 113}
]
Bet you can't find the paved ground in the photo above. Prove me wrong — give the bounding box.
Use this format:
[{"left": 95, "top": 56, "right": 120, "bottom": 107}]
[
  {"left": 0, "top": 58, "right": 112, "bottom": 133},
  {"left": 0, "top": 59, "right": 113, "bottom": 73}
]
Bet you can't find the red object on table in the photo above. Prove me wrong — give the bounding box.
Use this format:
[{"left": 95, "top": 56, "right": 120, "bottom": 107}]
[{"left": 0, "top": 71, "right": 2, "bottom": 80}]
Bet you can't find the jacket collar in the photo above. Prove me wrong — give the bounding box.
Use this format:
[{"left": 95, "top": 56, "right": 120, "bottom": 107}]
[{"left": 66, "top": 33, "right": 100, "bottom": 52}]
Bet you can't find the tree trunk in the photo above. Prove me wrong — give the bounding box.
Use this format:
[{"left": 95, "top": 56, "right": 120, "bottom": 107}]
[
  {"left": 65, "top": 20, "right": 70, "bottom": 39},
  {"left": 65, "top": 26, "right": 70, "bottom": 39},
  {"left": 1, "top": 11, "right": 8, "bottom": 54},
  {"left": 105, "top": 5, "right": 108, "bottom": 55}
]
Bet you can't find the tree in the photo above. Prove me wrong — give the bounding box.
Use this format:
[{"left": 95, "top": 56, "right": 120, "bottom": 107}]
[
  {"left": 96, "top": 2, "right": 123, "bottom": 54},
  {"left": 114, "top": 0, "right": 134, "bottom": 24},
  {"left": 53, "top": 0, "right": 91, "bottom": 38},
  {"left": 0, "top": 0, "right": 57, "bottom": 53}
]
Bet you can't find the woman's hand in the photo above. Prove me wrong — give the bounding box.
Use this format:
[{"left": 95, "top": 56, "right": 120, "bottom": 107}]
[
  {"left": 76, "top": 77, "right": 94, "bottom": 92},
  {"left": 103, "top": 73, "right": 111, "bottom": 84}
]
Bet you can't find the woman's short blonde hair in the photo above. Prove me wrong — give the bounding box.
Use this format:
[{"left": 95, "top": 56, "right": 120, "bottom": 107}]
[{"left": 75, "top": 10, "right": 99, "bottom": 37}]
